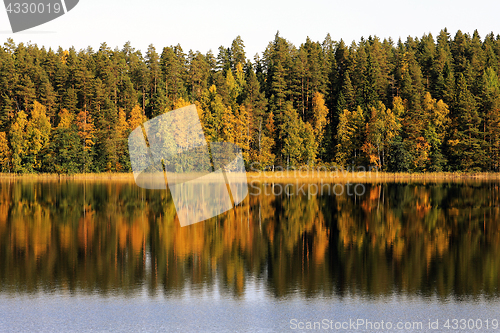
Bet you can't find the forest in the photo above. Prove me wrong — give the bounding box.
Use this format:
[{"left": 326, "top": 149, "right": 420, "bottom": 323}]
[{"left": 0, "top": 28, "right": 500, "bottom": 173}]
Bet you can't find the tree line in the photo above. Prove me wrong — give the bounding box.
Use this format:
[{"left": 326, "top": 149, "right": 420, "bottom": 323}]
[{"left": 1, "top": 28, "right": 500, "bottom": 173}]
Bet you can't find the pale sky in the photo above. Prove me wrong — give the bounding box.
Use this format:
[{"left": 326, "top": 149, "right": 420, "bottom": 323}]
[{"left": 1, "top": 0, "right": 500, "bottom": 58}]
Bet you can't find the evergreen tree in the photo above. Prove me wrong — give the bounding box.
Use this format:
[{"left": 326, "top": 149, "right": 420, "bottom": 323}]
[
  {"left": 48, "top": 108, "right": 81, "bottom": 173},
  {"left": 481, "top": 68, "right": 500, "bottom": 170},
  {"left": 280, "top": 102, "right": 303, "bottom": 167},
  {"left": 230, "top": 36, "right": 246, "bottom": 70},
  {"left": 160, "top": 46, "right": 188, "bottom": 106},
  {"left": 448, "top": 73, "right": 486, "bottom": 171}
]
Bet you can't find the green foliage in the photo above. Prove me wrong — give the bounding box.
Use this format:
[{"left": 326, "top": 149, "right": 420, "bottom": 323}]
[
  {"left": 280, "top": 102, "right": 304, "bottom": 166},
  {"left": 335, "top": 106, "right": 365, "bottom": 166},
  {"left": 1, "top": 30, "right": 500, "bottom": 173},
  {"left": 47, "top": 110, "right": 81, "bottom": 174},
  {"left": 386, "top": 136, "right": 412, "bottom": 172}
]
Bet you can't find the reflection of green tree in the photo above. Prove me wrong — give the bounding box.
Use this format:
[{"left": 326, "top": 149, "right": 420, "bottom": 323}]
[{"left": 0, "top": 180, "right": 499, "bottom": 299}]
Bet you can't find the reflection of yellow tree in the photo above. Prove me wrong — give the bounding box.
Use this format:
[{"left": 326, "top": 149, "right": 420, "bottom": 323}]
[{"left": 0, "top": 180, "right": 500, "bottom": 298}]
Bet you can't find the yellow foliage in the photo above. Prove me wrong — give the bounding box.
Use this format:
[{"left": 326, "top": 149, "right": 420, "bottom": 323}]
[
  {"left": 116, "top": 108, "right": 128, "bottom": 139},
  {"left": 311, "top": 92, "right": 329, "bottom": 143},
  {"left": 173, "top": 97, "right": 190, "bottom": 110},
  {"left": 393, "top": 96, "right": 405, "bottom": 118},
  {"left": 60, "top": 50, "right": 69, "bottom": 64},
  {"left": 77, "top": 110, "right": 96, "bottom": 150},
  {"left": 57, "top": 109, "right": 74, "bottom": 129},
  {"left": 128, "top": 105, "right": 144, "bottom": 131},
  {"left": 221, "top": 106, "right": 235, "bottom": 142},
  {"left": 0, "top": 132, "right": 11, "bottom": 172}
]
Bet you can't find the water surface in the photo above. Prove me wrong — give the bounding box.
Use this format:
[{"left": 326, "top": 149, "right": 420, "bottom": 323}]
[{"left": 0, "top": 179, "right": 499, "bottom": 331}]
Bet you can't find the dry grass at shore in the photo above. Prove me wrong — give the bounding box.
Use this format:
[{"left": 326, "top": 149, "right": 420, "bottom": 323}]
[
  {"left": 0, "top": 171, "right": 499, "bottom": 183},
  {"left": 0, "top": 173, "right": 136, "bottom": 182},
  {"left": 246, "top": 171, "right": 500, "bottom": 183}
]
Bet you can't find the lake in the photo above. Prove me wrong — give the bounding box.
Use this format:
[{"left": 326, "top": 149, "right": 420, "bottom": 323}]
[{"left": 0, "top": 178, "right": 499, "bottom": 332}]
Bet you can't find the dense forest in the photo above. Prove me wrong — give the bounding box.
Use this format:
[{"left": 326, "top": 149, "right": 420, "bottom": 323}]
[{"left": 1, "top": 28, "right": 500, "bottom": 173}]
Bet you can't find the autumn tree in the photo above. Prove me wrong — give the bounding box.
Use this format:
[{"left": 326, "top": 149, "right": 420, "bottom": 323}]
[
  {"left": 362, "top": 101, "right": 400, "bottom": 169},
  {"left": 423, "top": 92, "right": 450, "bottom": 171},
  {"left": 310, "top": 92, "right": 329, "bottom": 157},
  {"left": 336, "top": 106, "right": 365, "bottom": 167},
  {"left": 0, "top": 132, "right": 11, "bottom": 172},
  {"left": 76, "top": 109, "right": 96, "bottom": 172}
]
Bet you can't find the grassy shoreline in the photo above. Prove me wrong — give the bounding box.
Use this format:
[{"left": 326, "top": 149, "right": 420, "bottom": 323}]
[
  {"left": 0, "top": 173, "right": 136, "bottom": 182},
  {"left": 0, "top": 171, "right": 499, "bottom": 183}
]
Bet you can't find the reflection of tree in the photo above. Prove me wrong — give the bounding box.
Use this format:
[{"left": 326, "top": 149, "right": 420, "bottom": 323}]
[{"left": 0, "top": 180, "right": 499, "bottom": 299}]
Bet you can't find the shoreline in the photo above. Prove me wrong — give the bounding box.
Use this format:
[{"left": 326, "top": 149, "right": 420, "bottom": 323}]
[{"left": 0, "top": 171, "right": 499, "bottom": 183}]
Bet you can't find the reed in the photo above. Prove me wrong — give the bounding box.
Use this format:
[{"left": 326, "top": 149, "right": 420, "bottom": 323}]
[
  {"left": 0, "top": 172, "right": 136, "bottom": 182},
  {"left": 245, "top": 171, "right": 500, "bottom": 183},
  {"left": 0, "top": 171, "right": 499, "bottom": 183}
]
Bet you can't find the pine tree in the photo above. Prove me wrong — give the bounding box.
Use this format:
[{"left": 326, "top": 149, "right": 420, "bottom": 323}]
[
  {"left": 290, "top": 47, "right": 307, "bottom": 116},
  {"left": 481, "top": 68, "right": 500, "bottom": 170},
  {"left": 48, "top": 108, "right": 81, "bottom": 173},
  {"left": 216, "top": 46, "right": 231, "bottom": 73},
  {"left": 146, "top": 44, "right": 161, "bottom": 95},
  {"left": 280, "top": 102, "right": 303, "bottom": 167},
  {"left": 302, "top": 37, "right": 328, "bottom": 116},
  {"left": 448, "top": 73, "right": 486, "bottom": 171},
  {"left": 230, "top": 36, "right": 246, "bottom": 71},
  {"left": 266, "top": 33, "right": 292, "bottom": 115},
  {"left": 0, "top": 96, "right": 14, "bottom": 131},
  {"left": 416, "top": 33, "right": 435, "bottom": 91},
  {"left": 301, "top": 122, "right": 318, "bottom": 165},
  {"left": 16, "top": 74, "right": 36, "bottom": 112},
  {"left": 38, "top": 77, "right": 57, "bottom": 122},
  {"left": 160, "top": 46, "right": 187, "bottom": 106},
  {"left": 451, "top": 30, "right": 469, "bottom": 76},
  {"left": 188, "top": 51, "right": 210, "bottom": 102}
]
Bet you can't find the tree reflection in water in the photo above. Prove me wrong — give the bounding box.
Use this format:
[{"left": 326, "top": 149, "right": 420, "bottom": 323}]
[{"left": 0, "top": 179, "right": 499, "bottom": 299}]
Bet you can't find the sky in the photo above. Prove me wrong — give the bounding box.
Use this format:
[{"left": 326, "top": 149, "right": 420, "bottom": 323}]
[{"left": 1, "top": 0, "right": 500, "bottom": 58}]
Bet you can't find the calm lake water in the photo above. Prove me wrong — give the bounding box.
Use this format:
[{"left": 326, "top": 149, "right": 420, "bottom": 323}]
[{"left": 1, "top": 179, "right": 500, "bottom": 332}]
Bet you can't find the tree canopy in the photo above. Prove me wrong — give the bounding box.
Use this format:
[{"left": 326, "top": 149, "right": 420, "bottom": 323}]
[{"left": 1, "top": 29, "right": 499, "bottom": 173}]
